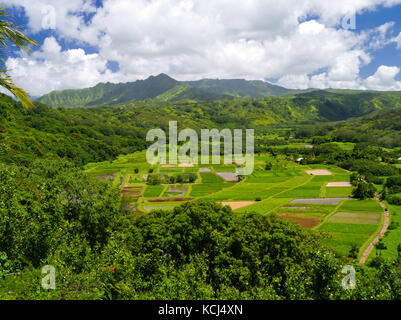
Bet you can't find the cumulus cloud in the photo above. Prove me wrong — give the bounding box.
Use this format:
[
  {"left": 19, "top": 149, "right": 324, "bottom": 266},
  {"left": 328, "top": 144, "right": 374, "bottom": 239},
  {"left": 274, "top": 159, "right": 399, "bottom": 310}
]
[
  {"left": 364, "top": 65, "right": 401, "bottom": 90},
  {"left": 3, "top": 0, "right": 401, "bottom": 96},
  {"left": 5, "top": 37, "right": 125, "bottom": 96}
]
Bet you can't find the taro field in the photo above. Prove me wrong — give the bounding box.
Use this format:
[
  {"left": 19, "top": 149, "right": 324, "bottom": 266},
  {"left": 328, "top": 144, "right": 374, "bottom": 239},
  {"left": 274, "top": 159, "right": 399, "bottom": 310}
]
[{"left": 85, "top": 151, "right": 385, "bottom": 260}]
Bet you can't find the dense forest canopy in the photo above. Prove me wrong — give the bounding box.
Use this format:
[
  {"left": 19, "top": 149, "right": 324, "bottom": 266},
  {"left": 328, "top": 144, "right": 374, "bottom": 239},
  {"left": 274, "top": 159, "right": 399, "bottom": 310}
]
[{"left": 4, "top": 88, "right": 401, "bottom": 166}]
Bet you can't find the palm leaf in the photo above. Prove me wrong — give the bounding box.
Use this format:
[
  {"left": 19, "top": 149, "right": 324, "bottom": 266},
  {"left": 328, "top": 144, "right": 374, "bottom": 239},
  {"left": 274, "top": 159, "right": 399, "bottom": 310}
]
[
  {"left": 0, "top": 70, "right": 35, "bottom": 110},
  {"left": 0, "top": 6, "right": 37, "bottom": 109}
]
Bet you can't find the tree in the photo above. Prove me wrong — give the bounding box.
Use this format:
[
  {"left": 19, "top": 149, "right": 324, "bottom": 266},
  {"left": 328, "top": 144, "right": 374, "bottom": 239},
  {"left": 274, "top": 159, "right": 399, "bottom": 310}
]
[
  {"left": 352, "top": 182, "right": 376, "bottom": 200},
  {"left": 0, "top": 7, "right": 38, "bottom": 109},
  {"left": 350, "top": 172, "right": 362, "bottom": 186},
  {"left": 375, "top": 239, "right": 387, "bottom": 257},
  {"left": 348, "top": 243, "right": 359, "bottom": 259}
]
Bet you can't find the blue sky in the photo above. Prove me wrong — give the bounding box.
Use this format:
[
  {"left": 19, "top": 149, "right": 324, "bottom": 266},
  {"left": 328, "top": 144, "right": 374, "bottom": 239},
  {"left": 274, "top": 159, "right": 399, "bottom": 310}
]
[
  {"left": 357, "top": 5, "right": 401, "bottom": 79},
  {"left": 2, "top": 0, "right": 401, "bottom": 96}
]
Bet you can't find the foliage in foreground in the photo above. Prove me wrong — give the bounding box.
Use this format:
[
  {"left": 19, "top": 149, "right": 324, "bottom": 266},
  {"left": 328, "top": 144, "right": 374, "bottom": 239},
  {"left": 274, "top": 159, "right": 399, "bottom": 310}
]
[{"left": 1, "top": 160, "right": 401, "bottom": 300}]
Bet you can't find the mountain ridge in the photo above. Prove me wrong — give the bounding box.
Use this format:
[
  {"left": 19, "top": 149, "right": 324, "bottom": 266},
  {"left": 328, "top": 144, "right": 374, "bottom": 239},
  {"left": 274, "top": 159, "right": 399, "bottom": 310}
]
[{"left": 37, "top": 73, "right": 294, "bottom": 108}]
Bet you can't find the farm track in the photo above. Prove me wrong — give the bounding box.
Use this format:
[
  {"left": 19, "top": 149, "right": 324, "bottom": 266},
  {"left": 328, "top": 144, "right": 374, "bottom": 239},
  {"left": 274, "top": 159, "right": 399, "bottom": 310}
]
[{"left": 359, "top": 193, "right": 390, "bottom": 265}]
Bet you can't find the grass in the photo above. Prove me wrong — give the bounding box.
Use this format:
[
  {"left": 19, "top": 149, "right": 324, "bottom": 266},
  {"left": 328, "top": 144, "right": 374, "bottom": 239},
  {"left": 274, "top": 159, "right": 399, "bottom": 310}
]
[
  {"left": 325, "top": 187, "right": 353, "bottom": 198},
  {"left": 190, "top": 183, "right": 228, "bottom": 197},
  {"left": 328, "top": 212, "right": 381, "bottom": 225},
  {"left": 321, "top": 233, "right": 371, "bottom": 257},
  {"left": 200, "top": 172, "right": 225, "bottom": 184},
  {"left": 369, "top": 202, "right": 401, "bottom": 260},
  {"left": 339, "top": 200, "right": 382, "bottom": 213},
  {"left": 319, "top": 222, "right": 378, "bottom": 234},
  {"left": 143, "top": 185, "right": 165, "bottom": 197},
  {"left": 275, "top": 186, "right": 321, "bottom": 198}
]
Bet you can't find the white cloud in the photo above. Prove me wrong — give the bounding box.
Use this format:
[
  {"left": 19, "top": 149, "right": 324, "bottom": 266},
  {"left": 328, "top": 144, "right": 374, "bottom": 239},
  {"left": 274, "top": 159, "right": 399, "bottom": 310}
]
[
  {"left": 390, "top": 32, "right": 401, "bottom": 48},
  {"left": 3, "top": 0, "right": 401, "bottom": 96},
  {"left": 277, "top": 65, "right": 401, "bottom": 91},
  {"left": 5, "top": 37, "right": 125, "bottom": 96},
  {"left": 364, "top": 65, "right": 401, "bottom": 90}
]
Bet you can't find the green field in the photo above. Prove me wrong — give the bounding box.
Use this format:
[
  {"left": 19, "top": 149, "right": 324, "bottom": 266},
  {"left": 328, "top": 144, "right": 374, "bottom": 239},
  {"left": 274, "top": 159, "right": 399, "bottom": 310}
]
[
  {"left": 369, "top": 202, "right": 401, "bottom": 261},
  {"left": 85, "top": 152, "right": 385, "bottom": 261},
  {"left": 144, "top": 185, "right": 165, "bottom": 197},
  {"left": 316, "top": 199, "right": 383, "bottom": 257}
]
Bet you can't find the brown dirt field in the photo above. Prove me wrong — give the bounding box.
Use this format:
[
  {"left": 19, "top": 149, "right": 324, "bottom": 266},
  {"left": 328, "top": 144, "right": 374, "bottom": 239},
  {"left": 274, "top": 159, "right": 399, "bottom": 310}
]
[
  {"left": 278, "top": 213, "right": 321, "bottom": 228},
  {"left": 326, "top": 182, "right": 352, "bottom": 187},
  {"left": 305, "top": 169, "right": 332, "bottom": 176},
  {"left": 221, "top": 201, "right": 256, "bottom": 210}
]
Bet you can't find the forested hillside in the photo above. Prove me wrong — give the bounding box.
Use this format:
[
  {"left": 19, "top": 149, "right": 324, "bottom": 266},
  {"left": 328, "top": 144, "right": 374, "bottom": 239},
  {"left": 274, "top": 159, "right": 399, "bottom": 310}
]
[
  {"left": 301, "top": 106, "right": 401, "bottom": 148},
  {"left": 4, "top": 89, "right": 401, "bottom": 166},
  {"left": 185, "top": 78, "right": 293, "bottom": 97}
]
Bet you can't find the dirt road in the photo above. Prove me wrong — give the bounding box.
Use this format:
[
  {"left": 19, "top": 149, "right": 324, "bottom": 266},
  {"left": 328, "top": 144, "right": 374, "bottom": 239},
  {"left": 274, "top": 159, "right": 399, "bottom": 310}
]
[{"left": 359, "top": 193, "right": 390, "bottom": 265}]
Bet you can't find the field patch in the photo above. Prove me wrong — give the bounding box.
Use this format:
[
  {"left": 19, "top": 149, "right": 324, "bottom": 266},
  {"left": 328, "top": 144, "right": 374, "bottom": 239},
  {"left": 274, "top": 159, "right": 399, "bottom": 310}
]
[
  {"left": 235, "top": 198, "right": 292, "bottom": 214},
  {"left": 216, "top": 172, "right": 239, "bottom": 182},
  {"left": 291, "top": 198, "right": 349, "bottom": 205},
  {"left": 278, "top": 214, "right": 321, "bottom": 228},
  {"left": 221, "top": 201, "right": 256, "bottom": 210},
  {"left": 148, "top": 198, "right": 194, "bottom": 203},
  {"left": 326, "top": 182, "right": 352, "bottom": 187},
  {"left": 325, "top": 187, "right": 353, "bottom": 198},
  {"left": 200, "top": 172, "right": 225, "bottom": 184},
  {"left": 178, "top": 163, "right": 194, "bottom": 168},
  {"left": 305, "top": 169, "right": 332, "bottom": 176},
  {"left": 319, "top": 222, "right": 378, "bottom": 234},
  {"left": 164, "top": 185, "right": 188, "bottom": 197},
  {"left": 320, "top": 233, "right": 371, "bottom": 257},
  {"left": 144, "top": 185, "right": 165, "bottom": 197},
  {"left": 339, "top": 200, "right": 382, "bottom": 213},
  {"left": 95, "top": 173, "right": 117, "bottom": 180},
  {"left": 328, "top": 212, "right": 381, "bottom": 225},
  {"left": 190, "top": 183, "right": 227, "bottom": 197}
]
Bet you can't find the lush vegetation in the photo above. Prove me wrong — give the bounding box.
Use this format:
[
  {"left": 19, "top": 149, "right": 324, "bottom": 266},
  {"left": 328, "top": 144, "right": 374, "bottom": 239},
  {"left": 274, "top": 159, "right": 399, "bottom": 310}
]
[
  {"left": 2, "top": 159, "right": 401, "bottom": 300},
  {"left": 3, "top": 63, "right": 401, "bottom": 300}
]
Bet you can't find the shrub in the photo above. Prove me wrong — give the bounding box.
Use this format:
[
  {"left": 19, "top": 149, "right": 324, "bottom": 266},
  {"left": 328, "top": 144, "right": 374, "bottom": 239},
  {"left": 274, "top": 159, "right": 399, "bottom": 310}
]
[
  {"left": 387, "top": 195, "right": 401, "bottom": 206},
  {"left": 386, "top": 176, "right": 401, "bottom": 188},
  {"left": 365, "top": 174, "right": 385, "bottom": 185}
]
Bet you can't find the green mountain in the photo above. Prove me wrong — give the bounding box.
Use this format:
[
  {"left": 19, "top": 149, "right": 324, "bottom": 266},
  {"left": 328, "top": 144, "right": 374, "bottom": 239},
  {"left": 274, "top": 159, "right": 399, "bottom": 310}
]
[
  {"left": 38, "top": 74, "right": 182, "bottom": 108},
  {"left": 185, "top": 78, "right": 293, "bottom": 97},
  {"left": 154, "top": 84, "right": 232, "bottom": 102},
  {"left": 38, "top": 74, "right": 291, "bottom": 108}
]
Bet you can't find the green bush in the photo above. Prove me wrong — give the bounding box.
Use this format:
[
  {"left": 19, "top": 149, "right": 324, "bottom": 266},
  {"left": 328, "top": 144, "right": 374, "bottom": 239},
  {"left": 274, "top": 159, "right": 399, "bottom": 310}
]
[{"left": 387, "top": 195, "right": 401, "bottom": 205}]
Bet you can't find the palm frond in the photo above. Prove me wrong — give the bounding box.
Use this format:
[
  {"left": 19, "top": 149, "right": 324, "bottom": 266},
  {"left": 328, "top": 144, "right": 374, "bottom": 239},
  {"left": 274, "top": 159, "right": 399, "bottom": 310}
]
[
  {"left": 0, "top": 6, "right": 38, "bottom": 52},
  {"left": 0, "top": 70, "right": 35, "bottom": 110},
  {"left": 0, "top": 6, "right": 37, "bottom": 109}
]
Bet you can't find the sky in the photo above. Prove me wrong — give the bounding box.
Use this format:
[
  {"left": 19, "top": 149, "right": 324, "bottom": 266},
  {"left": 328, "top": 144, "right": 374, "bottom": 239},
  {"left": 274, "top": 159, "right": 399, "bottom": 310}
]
[{"left": 1, "top": 0, "right": 401, "bottom": 97}]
